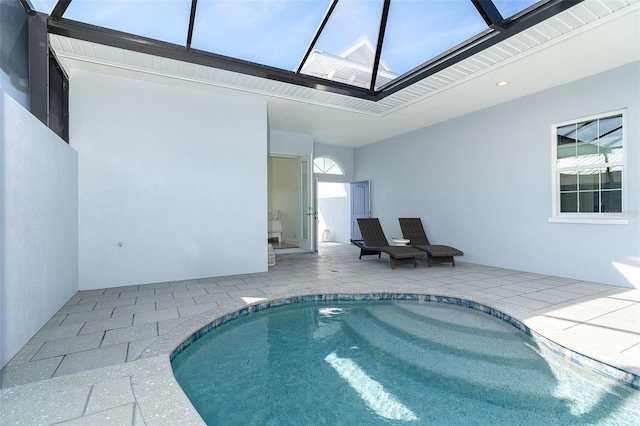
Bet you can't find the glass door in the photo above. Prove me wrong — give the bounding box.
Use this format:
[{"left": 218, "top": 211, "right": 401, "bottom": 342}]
[{"left": 299, "top": 154, "right": 316, "bottom": 251}]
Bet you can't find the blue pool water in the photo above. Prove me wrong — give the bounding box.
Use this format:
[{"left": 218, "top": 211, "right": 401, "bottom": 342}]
[{"left": 171, "top": 301, "right": 639, "bottom": 425}]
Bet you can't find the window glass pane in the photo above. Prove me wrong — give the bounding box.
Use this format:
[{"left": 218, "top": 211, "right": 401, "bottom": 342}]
[
  {"left": 559, "top": 172, "right": 577, "bottom": 192},
  {"left": 598, "top": 115, "right": 622, "bottom": 143},
  {"left": 556, "top": 124, "right": 575, "bottom": 163},
  {"left": 493, "top": 0, "right": 540, "bottom": 19},
  {"left": 601, "top": 167, "right": 622, "bottom": 190},
  {"left": 375, "top": 0, "right": 488, "bottom": 90},
  {"left": 601, "top": 190, "right": 622, "bottom": 213},
  {"left": 576, "top": 119, "right": 598, "bottom": 143},
  {"left": 578, "top": 170, "right": 599, "bottom": 191},
  {"left": 578, "top": 191, "right": 599, "bottom": 213},
  {"left": 191, "top": 0, "right": 329, "bottom": 70},
  {"left": 560, "top": 193, "right": 577, "bottom": 213},
  {"left": 300, "top": 0, "right": 384, "bottom": 89},
  {"left": 576, "top": 141, "right": 601, "bottom": 165},
  {"left": 64, "top": 0, "right": 192, "bottom": 45},
  {"left": 557, "top": 124, "right": 576, "bottom": 145},
  {"left": 598, "top": 115, "right": 623, "bottom": 163}
]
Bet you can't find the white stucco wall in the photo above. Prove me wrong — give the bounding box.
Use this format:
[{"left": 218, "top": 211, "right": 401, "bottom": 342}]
[
  {"left": 70, "top": 71, "right": 267, "bottom": 289},
  {"left": 354, "top": 62, "right": 640, "bottom": 288},
  {"left": 268, "top": 130, "right": 313, "bottom": 157},
  {"left": 0, "top": 91, "right": 79, "bottom": 368}
]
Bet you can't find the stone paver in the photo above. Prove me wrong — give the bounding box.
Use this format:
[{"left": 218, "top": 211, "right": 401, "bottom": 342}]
[{"left": 1, "top": 243, "right": 639, "bottom": 425}]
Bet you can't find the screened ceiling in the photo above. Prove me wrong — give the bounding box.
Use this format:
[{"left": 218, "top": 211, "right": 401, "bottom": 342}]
[{"left": 29, "top": 0, "right": 580, "bottom": 99}]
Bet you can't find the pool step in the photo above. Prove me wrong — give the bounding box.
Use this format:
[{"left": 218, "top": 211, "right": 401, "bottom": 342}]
[
  {"left": 339, "top": 305, "right": 560, "bottom": 404},
  {"left": 367, "top": 303, "right": 539, "bottom": 363}
]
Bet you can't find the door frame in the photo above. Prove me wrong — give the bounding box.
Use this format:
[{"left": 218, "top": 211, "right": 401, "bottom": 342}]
[{"left": 298, "top": 153, "right": 317, "bottom": 251}]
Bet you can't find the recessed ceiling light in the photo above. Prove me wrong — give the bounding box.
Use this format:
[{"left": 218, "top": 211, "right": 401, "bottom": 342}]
[{"left": 496, "top": 81, "right": 509, "bottom": 87}]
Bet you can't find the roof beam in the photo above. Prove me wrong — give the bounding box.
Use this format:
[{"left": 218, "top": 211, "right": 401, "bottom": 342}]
[
  {"left": 186, "top": 0, "right": 197, "bottom": 49},
  {"left": 18, "top": 0, "right": 36, "bottom": 16},
  {"left": 369, "top": 0, "right": 391, "bottom": 92},
  {"left": 472, "top": 0, "right": 506, "bottom": 31},
  {"left": 296, "top": 0, "right": 339, "bottom": 73},
  {"left": 50, "top": 0, "right": 72, "bottom": 20}
]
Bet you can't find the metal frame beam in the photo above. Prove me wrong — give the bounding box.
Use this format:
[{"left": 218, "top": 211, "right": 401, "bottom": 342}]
[
  {"left": 18, "top": 0, "right": 36, "bottom": 15},
  {"left": 296, "top": 0, "right": 339, "bottom": 73},
  {"left": 369, "top": 0, "right": 391, "bottom": 92},
  {"left": 50, "top": 0, "right": 72, "bottom": 20},
  {"left": 472, "top": 0, "right": 506, "bottom": 30},
  {"left": 186, "top": 0, "right": 197, "bottom": 49}
]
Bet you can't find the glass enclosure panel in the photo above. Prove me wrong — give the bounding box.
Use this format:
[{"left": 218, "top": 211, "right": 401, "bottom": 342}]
[
  {"left": 375, "top": 0, "right": 488, "bottom": 89},
  {"left": 300, "top": 0, "right": 384, "bottom": 89},
  {"left": 578, "top": 170, "right": 599, "bottom": 191},
  {"left": 578, "top": 191, "right": 599, "bottom": 213},
  {"left": 30, "top": 0, "right": 58, "bottom": 14},
  {"left": 560, "top": 193, "right": 577, "bottom": 213},
  {"left": 493, "top": 0, "right": 540, "bottom": 19},
  {"left": 601, "top": 190, "right": 622, "bottom": 213},
  {"left": 64, "top": 0, "right": 192, "bottom": 45},
  {"left": 191, "top": 0, "right": 329, "bottom": 70},
  {"left": 559, "top": 172, "right": 577, "bottom": 192},
  {"left": 3, "top": 0, "right": 30, "bottom": 109}
]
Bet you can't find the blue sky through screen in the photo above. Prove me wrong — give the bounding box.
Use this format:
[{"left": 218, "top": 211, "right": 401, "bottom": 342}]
[
  {"left": 30, "top": 0, "right": 57, "bottom": 14},
  {"left": 191, "top": 0, "right": 330, "bottom": 70},
  {"left": 311, "top": 0, "right": 384, "bottom": 57},
  {"left": 63, "top": 0, "right": 192, "bottom": 45},
  {"left": 493, "top": 0, "right": 539, "bottom": 18},
  {"left": 380, "top": 0, "right": 488, "bottom": 79}
]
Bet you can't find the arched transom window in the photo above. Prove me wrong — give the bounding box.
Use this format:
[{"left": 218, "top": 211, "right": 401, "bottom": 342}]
[{"left": 314, "top": 156, "right": 345, "bottom": 175}]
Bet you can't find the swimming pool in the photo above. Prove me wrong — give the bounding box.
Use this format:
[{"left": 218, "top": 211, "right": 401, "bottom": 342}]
[{"left": 171, "top": 299, "right": 639, "bottom": 425}]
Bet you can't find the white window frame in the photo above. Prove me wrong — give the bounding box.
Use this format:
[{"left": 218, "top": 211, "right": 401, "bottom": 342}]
[{"left": 549, "top": 109, "right": 627, "bottom": 225}]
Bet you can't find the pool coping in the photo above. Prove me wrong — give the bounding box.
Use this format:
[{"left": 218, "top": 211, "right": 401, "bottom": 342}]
[{"left": 142, "top": 292, "right": 639, "bottom": 391}]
